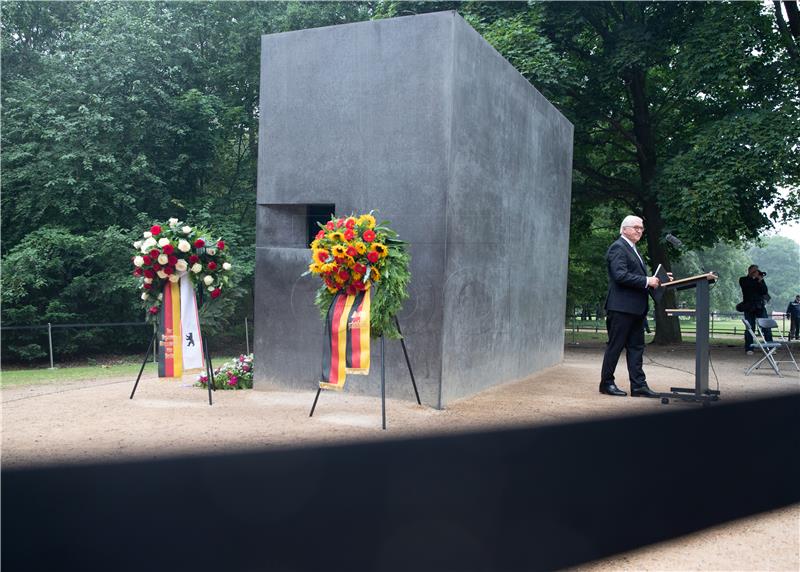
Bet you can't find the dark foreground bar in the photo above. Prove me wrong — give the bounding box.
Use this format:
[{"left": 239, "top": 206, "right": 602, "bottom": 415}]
[{"left": 3, "top": 394, "right": 799, "bottom": 571}]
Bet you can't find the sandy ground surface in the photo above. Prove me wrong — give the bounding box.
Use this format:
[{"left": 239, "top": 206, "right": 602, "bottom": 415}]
[{"left": 2, "top": 342, "right": 799, "bottom": 570}]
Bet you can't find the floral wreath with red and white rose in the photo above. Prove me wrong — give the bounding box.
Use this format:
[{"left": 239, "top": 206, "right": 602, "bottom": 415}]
[{"left": 132, "top": 217, "right": 232, "bottom": 320}]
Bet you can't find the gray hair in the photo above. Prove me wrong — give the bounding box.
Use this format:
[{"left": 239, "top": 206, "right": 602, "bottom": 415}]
[{"left": 620, "top": 215, "right": 643, "bottom": 234}]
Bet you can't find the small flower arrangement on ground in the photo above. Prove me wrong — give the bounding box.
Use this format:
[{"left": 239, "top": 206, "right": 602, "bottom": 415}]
[
  {"left": 196, "top": 354, "right": 253, "bottom": 390},
  {"left": 304, "top": 212, "right": 410, "bottom": 338},
  {"left": 131, "top": 217, "right": 233, "bottom": 320}
]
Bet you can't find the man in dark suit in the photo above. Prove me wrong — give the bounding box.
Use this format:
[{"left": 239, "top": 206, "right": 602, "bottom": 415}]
[{"left": 599, "top": 215, "right": 661, "bottom": 397}]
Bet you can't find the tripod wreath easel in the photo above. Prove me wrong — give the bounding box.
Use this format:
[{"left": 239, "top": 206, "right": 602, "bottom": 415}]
[
  {"left": 309, "top": 316, "right": 421, "bottom": 430},
  {"left": 128, "top": 220, "right": 232, "bottom": 406},
  {"left": 129, "top": 282, "right": 217, "bottom": 405},
  {"left": 305, "top": 210, "right": 415, "bottom": 430}
]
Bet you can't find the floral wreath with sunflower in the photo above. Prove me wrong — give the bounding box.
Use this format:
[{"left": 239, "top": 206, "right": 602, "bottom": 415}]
[{"left": 304, "top": 211, "right": 411, "bottom": 338}]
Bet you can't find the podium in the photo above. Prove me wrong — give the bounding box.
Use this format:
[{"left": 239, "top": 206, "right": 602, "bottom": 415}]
[{"left": 661, "top": 272, "right": 720, "bottom": 405}]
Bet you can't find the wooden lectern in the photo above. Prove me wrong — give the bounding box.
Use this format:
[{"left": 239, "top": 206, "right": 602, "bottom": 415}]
[{"left": 661, "top": 272, "right": 720, "bottom": 405}]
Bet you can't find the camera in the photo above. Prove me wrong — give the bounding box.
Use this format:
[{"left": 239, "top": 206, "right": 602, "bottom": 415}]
[{"left": 759, "top": 271, "right": 767, "bottom": 277}]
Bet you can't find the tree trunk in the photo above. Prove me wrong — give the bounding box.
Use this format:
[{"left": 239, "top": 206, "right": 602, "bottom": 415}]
[
  {"left": 642, "top": 203, "right": 682, "bottom": 344},
  {"left": 627, "top": 67, "right": 682, "bottom": 343}
]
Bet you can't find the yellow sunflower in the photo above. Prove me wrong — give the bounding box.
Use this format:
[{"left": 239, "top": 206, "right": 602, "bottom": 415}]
[
  {"left": 370, "top": 267, "right": 381, "bottom": 281},
  {"left": 331, "top": 244, "right": 346, "bottom": 257},
  {"left": 326, "top": 285, "right": 338, "bottom": 294},
  {"left": 330, "top": 231, "right": 345, "bottom": 242},
  {"left": 310, "top": 239, "right": 321, "bottom": 249},
  {"left": 371, "top": 243, "right": 388, "bottom": 258},
  {"left": 358, "top": 214, "right": 376, "bottom": 228},
  {"left": 321, "top": 262, "right": 336, "bottom": 273},
  {"left": 354, "top": 241, "right": 367, "bottom": 255},
  {"left": 308, "top": 262, "right": 323, "bottom": 274}
]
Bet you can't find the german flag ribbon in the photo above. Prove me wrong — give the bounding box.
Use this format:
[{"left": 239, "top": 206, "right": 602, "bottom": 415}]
[
  {"left": 320, "top": 288, "right": 371, "bottom": 390},
  {"left": 157, "top": 280, "right": 183, "bottom": 378}
]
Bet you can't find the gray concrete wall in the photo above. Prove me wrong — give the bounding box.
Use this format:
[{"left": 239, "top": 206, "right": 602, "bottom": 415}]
[
  {"left": 439, "top": 16, "right": 574, "bottom": 403},
  {"left": 256, "top": 13, "right": 455, "bottom": 406},
  {"left": 255, "top": 11, "right": 573, "bottom": 408}
]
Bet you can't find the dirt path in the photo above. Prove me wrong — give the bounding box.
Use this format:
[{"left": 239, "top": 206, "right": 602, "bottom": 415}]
[{"left": 3, "top": 343, "right": 799, "bottom": 570}]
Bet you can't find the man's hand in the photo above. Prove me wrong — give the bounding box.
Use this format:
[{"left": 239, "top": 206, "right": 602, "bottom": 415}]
[
  {"left": 647, "top": 276, "right": 661, "bottom": 288},
  {"left": 666, "top": 272, "right": 674, "bottom": 281}
]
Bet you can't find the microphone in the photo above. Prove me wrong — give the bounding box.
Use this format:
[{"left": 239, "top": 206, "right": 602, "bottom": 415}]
[{"left": 664, "top": 233, "right": 684, "bottom": 249}]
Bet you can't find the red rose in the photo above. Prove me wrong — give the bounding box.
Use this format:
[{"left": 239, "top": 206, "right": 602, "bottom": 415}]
[
  {"left": 167, "top": 255, "right": 178, "bottom": 266},
  {"left": 142, "top": 255, "right": 152, "bottom": 265},
  {"left": 143, "top": 283, "right": 153, "bottom": 290},
  {"left": 354, "top": 263, "right": 367, "bottom": 275},
  {"left": 326, "top": 221, "right": 335, "bottom": 230},
  {"left": 149, "top": 306, "right": 159, "bottom": 314},
  {"left": 316, "top": 230, "right": 325, "bottom": 240},
  {"left": 189, "top": 255, "right": 199, "bottom": 264},
  {"left": 367, "top": 251, "right": 380, "bottom": 264},
  {"left": 133, "top": 268, "right": 143, "bottom": 277},
  {"left": 144, "top": 269, "right": 155, "bottom": 279},
  {"left": 346, "top": 285, "right": 357, "bottom": 296},
  {"left": 345, "top": 218, "right": 356, "bottom": 230},
  {"left": 343, "top": 229, "right": 355, "bottom": 241},
  {"left": 194, "top": 238, "right": 205, "bottom": 248},
  {"left": 336, "top": 218, "right": 344, "bottom": 228},
  {"left": 149, "top": 249, "right": 159, "bottom": 258},
  {"left": 316, "top": 251, "right": 329, "bottom": 263},
  {"left": 150, "top": 225, "right": 162, "bottom": 236},
  {"left": 207, "top": 261, "right": 218, "bottom": 270},
  {"left": 346, "top": 246, "right": 358, "bottom": 257},
  {"left": 153, "top": 263, "right": 162, "bottom": 271},
  {"left": 338, "top": 268, "right": 350, "bottom": 281},
  {"left": 354, "top": 280, "right": 366, "bottom": 290},
  {"left": 163, "top": 266, "right": 174, "bottom": 275},
  {"left": 211, "top": 288, "right": 221, "bottom": 299},
  {"left": 217, "top": 240, "right": 225, "bottom": 250},
  {"left": 363, "top": 229, "right": 376, "bottom": 242},
  {"left": 162, "top": 244, "right": 174, "bottom": 255}
]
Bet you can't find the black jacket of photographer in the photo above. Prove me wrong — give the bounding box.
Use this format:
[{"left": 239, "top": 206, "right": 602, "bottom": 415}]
[{"left": 739, "top": 275, "right": 769, "bottom": 313}]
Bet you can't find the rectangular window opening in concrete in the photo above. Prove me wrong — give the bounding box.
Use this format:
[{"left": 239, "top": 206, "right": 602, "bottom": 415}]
[
  {"left": 307, "top": 204, "right": 335, "bottom": 244},
  {"left": 258, "top": 203, "right": 336, "bottom": 249}
]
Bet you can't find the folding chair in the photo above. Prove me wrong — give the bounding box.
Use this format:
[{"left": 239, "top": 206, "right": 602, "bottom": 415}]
[
  {"left": 741, "top": 318, "right": 783, "bottom": 377},
  {"left": 756, "top": 317, "right": 800, "bottom": 374}
]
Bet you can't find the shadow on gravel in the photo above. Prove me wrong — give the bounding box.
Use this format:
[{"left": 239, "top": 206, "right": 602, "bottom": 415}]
[{"left": 3, "top": 393, "right": 799, "bottom": 571}]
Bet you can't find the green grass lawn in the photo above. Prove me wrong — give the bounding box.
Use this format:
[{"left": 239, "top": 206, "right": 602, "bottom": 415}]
[{"left": 1, "top": 357, "right": 236, "bottom": 389}]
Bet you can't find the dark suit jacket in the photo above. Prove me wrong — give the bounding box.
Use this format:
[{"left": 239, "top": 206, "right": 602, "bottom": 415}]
[{"left": 604, "top": 236, "right": 649, "bottom": 316}]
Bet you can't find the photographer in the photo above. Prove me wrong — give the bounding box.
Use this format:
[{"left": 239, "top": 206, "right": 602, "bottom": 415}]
[{"left": 738, "top": 265, "right": 773, "bottom": 354}]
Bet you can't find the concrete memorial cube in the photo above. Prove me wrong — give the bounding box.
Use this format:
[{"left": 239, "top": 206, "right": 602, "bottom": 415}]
[{"left": 255, "top": 11, "right": 573, "bottom": 408}]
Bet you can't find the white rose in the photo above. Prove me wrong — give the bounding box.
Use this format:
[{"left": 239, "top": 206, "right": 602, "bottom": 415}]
[
  {"left": 143, "top": 237, "right": 157, "bottom": 249},
  {"left": 168, "top": 217, "right": 179, "bottom": 227},
  {"left": 182, "top": 226, "right": 192, "bottom": 234},
  {"left": 133, "top": 241, "right": 142, "bottom": 249},
  {"left": 144, "top": 278, "right": 153, "bottom": 284},
  {"left": 157, "top": 237, "right": 170, "bottom": 247},
  {"left": 222, "top": 262, "right": 232, "bottom": 271},
  {"left": 175, "top": 259, "right": 188, "bottom": 272},
  {"left": 157, "top": 270, "right": 167, "bottom": 279},
  {"left": 141, "top": 293, "right": 149, "bottom": 300},
  {"left": 203, "top": 275, "right": 214, "bottom": 286},
  {"left": 208, "top": 286, "right": 215, "bottom": 292},
  {"left": 143, "top": 231, "right": 152, "bottom": 239},
  {"left": 158, "top": 293, "right": 163, "bottom": 300},
  {"left": 206, "top": 248, "right": 217, "bottom": 256},
  {"left": 133, "top": 256, "right": 144, "bottom": 267},
  {"left": 178, "top": 239, "right": 191, "bottom": 253},
  {"left": 157, "top": 254, "right": 168, "bottom": 265},
  {"left": 191, "top": 263, "right": 202, "bottom": 273},
  {"left": 169, "top": 274, "right": 179, "bottom": 283}
]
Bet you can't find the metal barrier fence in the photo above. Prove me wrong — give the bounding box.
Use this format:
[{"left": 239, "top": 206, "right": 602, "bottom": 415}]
[
  {"left": 566, "top": 311, "right": 791, "bottom": 340},
  {"left": 2, "top": 318, "right": 253, "bottom": 368}
]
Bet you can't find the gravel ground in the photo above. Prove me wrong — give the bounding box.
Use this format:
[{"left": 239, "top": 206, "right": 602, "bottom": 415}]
[{"left": 2, "top": 343, "right": 799, "bottom": 570}]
